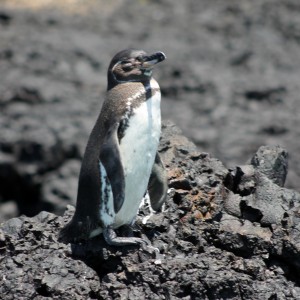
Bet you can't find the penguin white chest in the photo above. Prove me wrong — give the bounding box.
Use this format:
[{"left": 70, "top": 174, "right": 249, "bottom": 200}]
[
  {"left": 121, "top": 94, "right": 161, "bottom": 172},
  {"left": 115, "top": 91, "right": 161, "bottom": 227}
]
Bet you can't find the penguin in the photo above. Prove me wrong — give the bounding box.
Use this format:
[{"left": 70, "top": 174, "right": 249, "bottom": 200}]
[{"left": 59, "top": 49, "right": 167, "bottom": 246}]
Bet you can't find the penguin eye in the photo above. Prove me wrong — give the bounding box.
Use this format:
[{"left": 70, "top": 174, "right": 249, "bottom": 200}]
[{"left": 122, "top": 62, "right": 133, "bottom": 72}]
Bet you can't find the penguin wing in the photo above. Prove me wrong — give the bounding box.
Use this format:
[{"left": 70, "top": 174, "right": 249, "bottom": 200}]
[
  {"left": 99, "top": 124, "right": 125, "bottom": 213},
  {"left": 148, "top": 152, "right": 168, "bottom": 211}
]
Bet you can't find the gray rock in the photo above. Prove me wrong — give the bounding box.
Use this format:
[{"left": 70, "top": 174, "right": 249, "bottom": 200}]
[
  {"left": 223, "top": 191, "right": 242, "bottom": 218},
  {"left": 226, "top": 146, "right": 300, "bottom": 227},
  {"left": 1, "top": 123, "right": 300, "bottom": 299},
  {"left": 41, "top": 159, "right": 80, "bottom": 215},
  {"left": 250, "top": 145, "right": 288, "bottom": 187}
]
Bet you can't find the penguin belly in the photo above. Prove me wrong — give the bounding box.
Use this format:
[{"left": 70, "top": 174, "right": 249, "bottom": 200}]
[{"left": 99, "top": 91, "right": 161, "bottom": 229}]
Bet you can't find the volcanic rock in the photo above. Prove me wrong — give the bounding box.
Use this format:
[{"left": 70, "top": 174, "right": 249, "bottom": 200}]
[{"left": 1, "top": 123, "right": 300, "bottom": 299}]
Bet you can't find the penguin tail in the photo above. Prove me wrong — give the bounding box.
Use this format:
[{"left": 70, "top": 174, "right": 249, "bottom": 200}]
[{"left": 58, "top": 216, "right": 100, "bottom": 244}]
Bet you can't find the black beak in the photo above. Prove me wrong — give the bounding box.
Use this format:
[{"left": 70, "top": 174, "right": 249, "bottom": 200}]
[{"left": 141, "top": 51, "right": 166, "bottom": 68}]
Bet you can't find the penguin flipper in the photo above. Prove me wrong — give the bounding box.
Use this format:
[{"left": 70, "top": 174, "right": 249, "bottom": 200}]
[
  {"left": 99, "top": 126, "right": 125, "bottom": 214},
  {"left": 148, "top": 152, "right": 168, "bottom": 211}
]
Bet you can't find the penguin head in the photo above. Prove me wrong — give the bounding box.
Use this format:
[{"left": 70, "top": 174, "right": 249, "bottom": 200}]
[{"left": 107, "top": 49, "right": 166, "bottom": 90}]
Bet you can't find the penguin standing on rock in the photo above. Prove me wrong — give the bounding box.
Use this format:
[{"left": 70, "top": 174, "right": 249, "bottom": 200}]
[{"left": 59, "top": 49, "right": 167, "bottom": 246}]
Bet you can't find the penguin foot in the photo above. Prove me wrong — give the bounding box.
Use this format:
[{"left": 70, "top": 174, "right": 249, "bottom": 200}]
[
  {"left": 103, "top": 226, "right": 148, "bottom": 246},
  {"left": 103, "top": 226, "right": 161, "bottom": 258}
]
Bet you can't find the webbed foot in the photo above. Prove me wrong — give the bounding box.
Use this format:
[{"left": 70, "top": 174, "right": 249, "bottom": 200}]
[
  {"left": 103, "top": 226, "right": 147, "bottom": 246},
  {"left": 103, "top": 226, "right": 160, "bottom": 257}
]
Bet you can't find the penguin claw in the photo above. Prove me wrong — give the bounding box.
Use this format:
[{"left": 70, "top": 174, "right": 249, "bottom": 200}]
[
  {"left": 103, "top": 226, "right": 161, "bottom": 257},
  {"left": 103, "top": 226, "right": 150, "bottom": 247}
]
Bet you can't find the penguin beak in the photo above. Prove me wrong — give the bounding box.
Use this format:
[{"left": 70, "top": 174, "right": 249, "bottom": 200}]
[{"left": 141, "top": 51, "right": 166, "bottom": 69}]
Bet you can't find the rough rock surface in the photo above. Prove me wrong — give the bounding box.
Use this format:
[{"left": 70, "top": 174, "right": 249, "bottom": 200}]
[
  {"left": 1, "top": 123, "right": 300, "bottom": 300},
  {"left": 1, "top": 0, "right": 300, "bottom": 224}
]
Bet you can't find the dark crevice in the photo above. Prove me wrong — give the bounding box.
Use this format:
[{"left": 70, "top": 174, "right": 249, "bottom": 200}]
[
  {"left": 0, "top": 140, "right": 81, "bottom": 218},
  {"left": 240, "top": 200, "right": 263, "bottom": 223},
  {"left": 35, "top": 285, "right": 52, "bottom": 297},
  {"left": 265, "top": 255, "right": 300, "bottom": 287}
]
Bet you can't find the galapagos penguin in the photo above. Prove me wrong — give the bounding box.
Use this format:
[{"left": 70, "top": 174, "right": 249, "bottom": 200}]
[{"left": 59, "top": 49, "right": 167, "bottom": 246}]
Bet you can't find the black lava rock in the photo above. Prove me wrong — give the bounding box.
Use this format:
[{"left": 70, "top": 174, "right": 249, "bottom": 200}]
[{"left": 1, "top": 124, "right": 300, "bottom": 299}]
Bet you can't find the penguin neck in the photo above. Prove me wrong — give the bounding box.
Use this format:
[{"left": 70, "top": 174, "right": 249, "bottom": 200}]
[
  {"left": 106, "top": 75, "right": 152, "bottom": 91},
  {"left": 124, "top": 79, "right": 159, "bottom": 104},
  {"left": 105, "top": 79, "right": 160, "bottom": 120}
]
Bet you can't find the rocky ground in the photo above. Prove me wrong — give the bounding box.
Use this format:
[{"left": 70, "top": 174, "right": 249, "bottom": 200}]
[
  {"left": 1, "top": 0, "right": 300, "bottom": 221},
  {"left": 1, "top": 0, "right": 300, "bottom": 299},
  {"left": 1, "top": 123, "right": 300, "bottom": 299}
]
